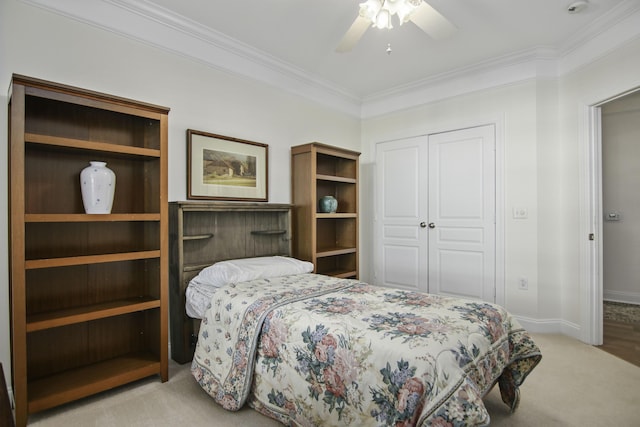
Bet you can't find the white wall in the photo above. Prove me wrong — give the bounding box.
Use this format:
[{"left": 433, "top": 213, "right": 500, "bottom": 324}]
[
  {"left": 361, "top": 36, "right": 640, "bottom": 338},
  {"left": 360, "top": 82, "right": 542, "bottom": 319},
  {"left": 0, "top": 0, "right": 360, "bottom": 386},
  {"left": 556, "top": 38, "right": 640, "bottom": 331}
]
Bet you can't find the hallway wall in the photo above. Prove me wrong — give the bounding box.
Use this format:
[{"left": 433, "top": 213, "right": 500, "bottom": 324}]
[{"left": 602, "top": 91, "right": 640, "bottom": 305}]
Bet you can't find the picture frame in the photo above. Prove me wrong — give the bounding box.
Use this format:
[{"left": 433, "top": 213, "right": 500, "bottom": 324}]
[{"left": 187, "top": 129, "right": 268, "bottom": 201}]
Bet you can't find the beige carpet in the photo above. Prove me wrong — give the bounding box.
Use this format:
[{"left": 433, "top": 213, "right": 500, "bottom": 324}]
[{"left": 27, "top": 333, "right": 640, "bottom": 426}]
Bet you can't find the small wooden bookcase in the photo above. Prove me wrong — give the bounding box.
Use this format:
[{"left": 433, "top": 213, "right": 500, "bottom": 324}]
[{"left": 291, "top": 142, "right": 360, "bottom": 278}]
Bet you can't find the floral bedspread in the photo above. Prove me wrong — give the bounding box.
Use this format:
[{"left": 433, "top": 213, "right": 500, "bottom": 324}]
[{"left": 191, "top": 274, "right": 541, "bottom": 426}]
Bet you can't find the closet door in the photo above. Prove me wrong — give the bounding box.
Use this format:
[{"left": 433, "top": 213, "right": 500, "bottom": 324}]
[
  {"left": 374, "top": 136, "right": 429, "bottom": 292},
  {"left": 428, "top": 125, "right": 496, "bottom": 301},
  {"left": 375, "top": 125, "right": 496, "bottom": 301}
]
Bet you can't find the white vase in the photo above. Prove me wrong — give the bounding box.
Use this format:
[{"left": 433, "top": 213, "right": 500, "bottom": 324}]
[{"left": 80, "top": 161, "right": 116, "bottom": 214}]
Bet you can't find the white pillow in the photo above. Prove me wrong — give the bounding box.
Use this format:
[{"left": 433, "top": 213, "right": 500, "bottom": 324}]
[{"left": 190, "top": 256, "right": 314, "bottom": 289}]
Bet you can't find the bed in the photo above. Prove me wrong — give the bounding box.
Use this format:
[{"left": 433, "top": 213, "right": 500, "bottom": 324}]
[{"left": 171, "top": 204, "right": 541, "bottom": 426}]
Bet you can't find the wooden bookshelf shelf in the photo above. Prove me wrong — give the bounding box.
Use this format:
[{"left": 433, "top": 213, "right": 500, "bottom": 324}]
[
  {"left": 28, "top": 353, "right": 160, "bottom": 413},
  {"left": 25, "top": 213, "right": 160, "bottom": 222},
  {"left": 25, "top": 250, "right": 161, "bottom": 269},
  {"left": 26, "top": 298, "right": 161, "bottom": 332},
  {"left": 25, "top": 133, "right": 161, "bottom": 157},
  {"left": 316, "top": 213, "right": 357, "bottom": 219},
  {"left": 316, "top": 247, "right": 357, "bottom": 258}
]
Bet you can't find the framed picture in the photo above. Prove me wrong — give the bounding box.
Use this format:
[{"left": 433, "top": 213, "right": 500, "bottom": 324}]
[{"left": 187, "top": 129, "right": 268, "bottom": 201}]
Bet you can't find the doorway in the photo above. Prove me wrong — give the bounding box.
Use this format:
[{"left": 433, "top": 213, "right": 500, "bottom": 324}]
[
  {"left": 599, "top": 91, "right": 640, "bottom": 365},
  {"left": 583, "top": 87, "right": 640, "bottom": 347}
]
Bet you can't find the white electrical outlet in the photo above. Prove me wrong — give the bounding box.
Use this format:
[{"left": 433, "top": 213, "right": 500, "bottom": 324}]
[
  {"left": 518, "top": 277, "right": 528, "bottom": 290},
  {"left": 513, "top": 207, "right": 528, "bottom": 219}
]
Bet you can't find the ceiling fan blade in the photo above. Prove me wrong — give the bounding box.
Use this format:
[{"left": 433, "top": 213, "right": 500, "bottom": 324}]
[
  {"left": 409, "top": 2, "right": 457, "bottom": 40},
  {"left": 336, "top": 16, "right": 371, "bottom": 53}
]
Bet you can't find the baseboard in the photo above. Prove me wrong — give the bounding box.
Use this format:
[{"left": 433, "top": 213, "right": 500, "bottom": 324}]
[
  {"left": 515, "top": 315, "right": 582, "bottom": 340},
  {"left": 603, "top": 290, "right": 640, "bottom": 305}
]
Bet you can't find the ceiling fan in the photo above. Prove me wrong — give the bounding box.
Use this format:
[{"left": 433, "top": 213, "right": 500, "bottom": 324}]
[{"left": 336, "top": 0, "right": 457, "bottom": 52}]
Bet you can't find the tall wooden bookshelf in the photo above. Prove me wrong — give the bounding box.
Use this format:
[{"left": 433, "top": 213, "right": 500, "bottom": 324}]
[
  {"left": 8, "top": 75, "right": 169, "bottom": 427},
  {"left": 291, "top": 143, "right": 360, "bottom": 278}
]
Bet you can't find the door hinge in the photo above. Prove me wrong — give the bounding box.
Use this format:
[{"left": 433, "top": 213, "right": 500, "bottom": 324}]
[{"left": 589, "top": 233, "right": 595, "bottom": 241}]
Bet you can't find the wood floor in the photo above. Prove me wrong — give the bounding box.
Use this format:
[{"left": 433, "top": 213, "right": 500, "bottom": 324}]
[{"left": 600, "top": 318, "right": 640, "bottom": 367}]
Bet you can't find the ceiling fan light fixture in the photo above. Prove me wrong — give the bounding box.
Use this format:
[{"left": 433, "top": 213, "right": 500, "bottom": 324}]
[
  {"left": 359, "top": 0, "right": 382, "bottom": 21},
  {"left": 374, "top": 8, "right": 393, "bottom": 29},
  {"left": 395, "top": 0, "right": 420, "bottom": 24},
  {"left": 360, "top": 0, "right": 423, "bottom": 29},
  {"left": 337, "top": 0, "right": 456, "bottom": 53}
]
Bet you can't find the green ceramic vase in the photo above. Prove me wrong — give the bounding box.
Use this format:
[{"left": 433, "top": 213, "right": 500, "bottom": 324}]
[{"left": 319, "top": 195, "right": 338, "bottom": 213}]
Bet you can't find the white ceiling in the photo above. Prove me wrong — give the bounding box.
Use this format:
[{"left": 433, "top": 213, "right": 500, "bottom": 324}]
[
  {"left": 23, "top": 0, "right": 640, "bottom": 115},
  {"left": 145, "top": 0, "right": 634, "bottom": 97}
]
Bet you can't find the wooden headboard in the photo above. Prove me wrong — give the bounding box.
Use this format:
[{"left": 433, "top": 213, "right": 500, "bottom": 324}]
[{"left": 169, "top": 201, "right": 292, "bottom": 363}]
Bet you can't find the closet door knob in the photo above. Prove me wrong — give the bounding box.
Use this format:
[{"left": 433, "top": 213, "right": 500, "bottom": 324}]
[
  {"left": 420, "top": 222, "right": 427, "bottom": 228},
  {"left": 428, "top": 223, "right": 436, "bottom": 229}
]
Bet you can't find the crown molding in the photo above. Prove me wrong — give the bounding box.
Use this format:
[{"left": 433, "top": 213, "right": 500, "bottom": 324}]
[
  {"left": 558, "top": 1, "right": 640, "bottom": 76},
  {"left": 20, "top": 0, "right": 363, "bottom": 117},
  {"left": 558, "top": 0, "right": 640, "bottom": 56},
  {"left": 361, "top": 47, "right": 560, "bottom": 118},
  {"left": 361, "top": 1, "right": 640, "bottom": 118},
  {"left": 20, "top": 0, "right": 640, "bottom": 119}
]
